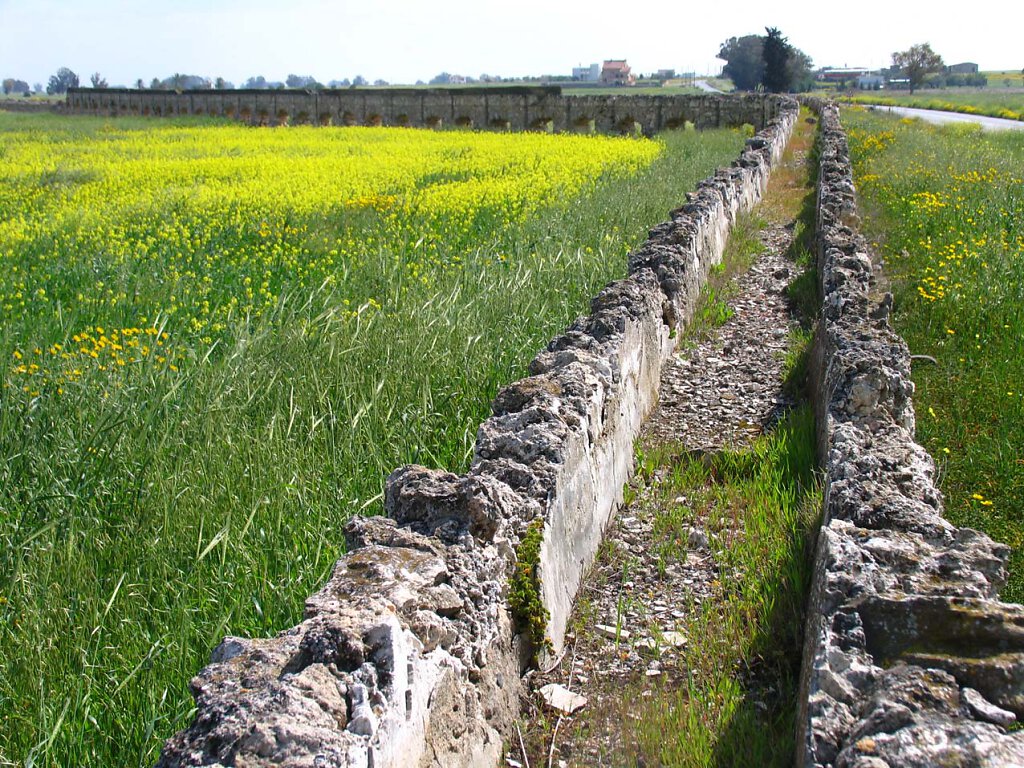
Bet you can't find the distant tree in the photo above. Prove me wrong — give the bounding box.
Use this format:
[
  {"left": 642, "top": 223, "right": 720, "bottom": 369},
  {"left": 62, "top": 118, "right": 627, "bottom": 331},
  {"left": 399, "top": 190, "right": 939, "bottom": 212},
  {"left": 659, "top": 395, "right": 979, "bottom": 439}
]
[
  {"left": 46, "top": 67, "right": 79, "bottom": 94},
  {"left": 892, "top": 43, "right": 944, "bottom": 94},
  {"left": 33, "top": 83, "right": 43, "bottom": 94},
  {"left": 214, "top": 76, "right": 235, "bottom": 89},
  {"left": 244, "top": 75, "right": 268, "bottom": 89},
  {"left": 286, "top": 74, "right": 317, "bottom": 88},
  {"left": 719, "top": 29, "right": 812, "bottom": 93},
  {"left": 373, "top": 78, "right": 389, "bottom": 86},
  {"left": 786, "top": 48, "right": 815, "bottom": 91},
  {"left": 429, "top": 72, "right": 454, "bottom": 85},
  {"left": 352, "top": 75, "right": 367, "bottom": 86},
  {"left": 2, "top": 78, "right": 14, "bottom": 94},
  {"left": 150, "top": 77, "right": 163, "bottom": 90},
  {"left": 762, "top": 27, "right": 790, "bottom": 92},
  {"left": 135, "top": 78, "right": 145, "bottom": 89},
  {"left": 718, "top": 35, "right": 764, "bottom": 91},
  {"left": 90, "top": 72, "right": 108, "bottom": 88}
]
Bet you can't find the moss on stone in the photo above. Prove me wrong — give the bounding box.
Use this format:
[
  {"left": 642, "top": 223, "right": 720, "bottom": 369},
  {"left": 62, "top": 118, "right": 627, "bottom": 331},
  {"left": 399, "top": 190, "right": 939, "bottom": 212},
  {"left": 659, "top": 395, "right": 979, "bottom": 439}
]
[{"left": 508, "top": 518, "right": 551, "bottom": 661}]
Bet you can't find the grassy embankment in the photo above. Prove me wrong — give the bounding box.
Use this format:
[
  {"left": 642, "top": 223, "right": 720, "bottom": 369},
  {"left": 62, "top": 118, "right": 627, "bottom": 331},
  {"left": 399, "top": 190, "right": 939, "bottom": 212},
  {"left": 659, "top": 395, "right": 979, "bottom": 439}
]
[
  {"left": 564, "top": 111, "right": 820, "bottom": 767},
  {"left": 843, "top": 107, "right": 1024, "bottom": 601},
  {"left": 839, "top": 89, "right": 1024, "bottom": 121},
  {"left": 0, "top": 112, "right": 746, "bottom": 767}
]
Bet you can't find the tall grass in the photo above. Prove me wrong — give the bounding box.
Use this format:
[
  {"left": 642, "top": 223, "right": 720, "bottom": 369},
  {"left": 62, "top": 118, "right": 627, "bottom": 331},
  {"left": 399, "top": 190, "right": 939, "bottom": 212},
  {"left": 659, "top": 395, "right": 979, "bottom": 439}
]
[
  {"left": 844, "top": 108, "right": 1024, "bottom": 601},
  {"left": 0, "top": 114, "right": 745, "bottom": 767}
]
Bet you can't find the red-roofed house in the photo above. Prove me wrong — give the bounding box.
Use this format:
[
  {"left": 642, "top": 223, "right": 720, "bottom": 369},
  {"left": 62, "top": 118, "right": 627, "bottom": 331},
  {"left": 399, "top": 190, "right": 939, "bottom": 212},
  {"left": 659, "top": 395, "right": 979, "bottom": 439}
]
[{"left": 600, "top": 60, "right": 635, "bottom": 86}]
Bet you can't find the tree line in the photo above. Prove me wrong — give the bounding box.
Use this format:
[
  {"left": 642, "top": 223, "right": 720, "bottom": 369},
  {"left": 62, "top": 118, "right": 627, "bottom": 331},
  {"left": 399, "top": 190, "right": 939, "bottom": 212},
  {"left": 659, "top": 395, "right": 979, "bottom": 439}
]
[
  {"left": 717, "top": 28, "right": 814, "bottom": 93},
  {"left": 5, "top": 68, "right": 389, "bottom": 95}
]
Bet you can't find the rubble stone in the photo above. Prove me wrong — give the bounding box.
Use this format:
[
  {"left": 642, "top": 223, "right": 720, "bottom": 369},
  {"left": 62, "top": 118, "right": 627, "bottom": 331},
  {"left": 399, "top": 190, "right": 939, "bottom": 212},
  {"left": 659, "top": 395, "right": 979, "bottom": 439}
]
[{"left": 797, "top": 101, "right": 1024, "bottom": 768}]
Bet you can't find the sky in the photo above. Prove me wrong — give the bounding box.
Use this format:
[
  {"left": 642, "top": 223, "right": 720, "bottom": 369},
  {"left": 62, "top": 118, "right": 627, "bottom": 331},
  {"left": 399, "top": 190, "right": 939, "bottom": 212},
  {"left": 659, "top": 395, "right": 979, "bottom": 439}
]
[{"left": 0, "top": 0, "right": 1019, "bottom": 88}]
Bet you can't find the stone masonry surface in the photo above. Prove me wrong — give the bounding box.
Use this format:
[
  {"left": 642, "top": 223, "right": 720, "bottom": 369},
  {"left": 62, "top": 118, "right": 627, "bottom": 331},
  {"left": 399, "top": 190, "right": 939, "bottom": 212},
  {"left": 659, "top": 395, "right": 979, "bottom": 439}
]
[
  {"left": 797, "top": 101, "right": 1024, "bottom": 768},
  {"left": 65, "top": 87, "right": 785, "bottom": 136},
  {"left": 155, "top": 96, "right": 798, "bottom": 766}
]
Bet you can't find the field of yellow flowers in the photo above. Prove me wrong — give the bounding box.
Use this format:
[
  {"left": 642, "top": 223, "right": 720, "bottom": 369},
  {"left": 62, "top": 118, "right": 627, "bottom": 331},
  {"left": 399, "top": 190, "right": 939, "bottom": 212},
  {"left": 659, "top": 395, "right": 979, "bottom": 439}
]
[
  {"left": 0, "top": 112, "right": 745, "bottom": 766},
  {"left": 845, "top": 107, "right": 1024, "bottom": 601}
]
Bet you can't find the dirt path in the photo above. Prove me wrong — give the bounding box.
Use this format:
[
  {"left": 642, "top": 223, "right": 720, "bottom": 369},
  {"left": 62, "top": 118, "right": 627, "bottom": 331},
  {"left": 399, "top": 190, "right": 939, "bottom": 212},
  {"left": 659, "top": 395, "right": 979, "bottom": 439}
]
[{"left": 516, "top": 116, "right": 817, "bottom": 768}]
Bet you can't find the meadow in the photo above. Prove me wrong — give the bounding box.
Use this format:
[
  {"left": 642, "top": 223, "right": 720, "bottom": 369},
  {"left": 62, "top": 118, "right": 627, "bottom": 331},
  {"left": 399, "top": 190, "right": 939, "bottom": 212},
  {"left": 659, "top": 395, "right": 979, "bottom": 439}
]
[
  {"left": 841, "top": 89, "right": 1024, "bottom": 122},
  {"left": 0, "top": 112, "right": 746, "bottom": 766},
  {"left": 843, "top": 107, "right": 1024, "bottom": 601}
]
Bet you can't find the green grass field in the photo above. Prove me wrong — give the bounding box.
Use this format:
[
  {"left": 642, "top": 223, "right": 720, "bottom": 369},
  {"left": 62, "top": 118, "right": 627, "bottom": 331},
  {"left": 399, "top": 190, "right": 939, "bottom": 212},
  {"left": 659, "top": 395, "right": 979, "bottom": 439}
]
[
  {"left": 562, "top": 84, "right": 704, "bottom": 97},
  {"left": 840, "top": 88, "right": 1024, "bottom": 121},
  {"left": 0, "top": 113, "right": 746, "bottom": 767},
  {"left": 843, "top": 107, "right": 1024, "bottom": 601}
]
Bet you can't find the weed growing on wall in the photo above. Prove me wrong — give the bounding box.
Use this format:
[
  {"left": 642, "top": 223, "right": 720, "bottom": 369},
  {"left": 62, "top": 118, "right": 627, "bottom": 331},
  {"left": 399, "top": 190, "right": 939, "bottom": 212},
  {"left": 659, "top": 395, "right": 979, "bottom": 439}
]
[{"left": 509, "top": 518, "right": 551, "bottom": 659}]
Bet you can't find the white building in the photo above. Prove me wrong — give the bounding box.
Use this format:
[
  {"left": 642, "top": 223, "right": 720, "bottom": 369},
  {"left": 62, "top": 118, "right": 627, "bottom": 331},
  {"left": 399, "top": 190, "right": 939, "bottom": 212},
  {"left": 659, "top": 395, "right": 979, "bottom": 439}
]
[{"left": 572, "top": 63, "right": 600, "bottom": 82}]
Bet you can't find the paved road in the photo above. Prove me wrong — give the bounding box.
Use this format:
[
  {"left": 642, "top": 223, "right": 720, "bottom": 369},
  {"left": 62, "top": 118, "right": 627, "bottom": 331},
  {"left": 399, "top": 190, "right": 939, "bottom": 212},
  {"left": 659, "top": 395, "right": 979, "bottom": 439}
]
[
  {"left": 861, "top": 103, "right": 1024, "bottom": 131},
  {"left": 694, "top": 80, "right": 723, "bottom": 93}
]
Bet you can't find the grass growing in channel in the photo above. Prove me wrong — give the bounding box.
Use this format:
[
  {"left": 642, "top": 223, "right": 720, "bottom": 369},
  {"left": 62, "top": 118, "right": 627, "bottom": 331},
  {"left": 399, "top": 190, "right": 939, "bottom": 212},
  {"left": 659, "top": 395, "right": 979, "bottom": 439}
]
[
  {"left": 551, "top": 111, "right": 821, "bottom": 766},
  {"left": 606, "top": 407, "right": 821, "bottom": 767},
  {"left": 0, "top": 113, "right": 747, "bottom": 766},
  {"left": 843, "top": 108, "right": 1024, "bottom": 601}
]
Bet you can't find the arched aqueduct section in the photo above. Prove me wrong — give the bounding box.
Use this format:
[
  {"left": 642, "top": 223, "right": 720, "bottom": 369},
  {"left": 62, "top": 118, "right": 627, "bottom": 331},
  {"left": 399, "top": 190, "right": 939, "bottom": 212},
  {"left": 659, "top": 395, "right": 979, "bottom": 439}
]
[{"left": 66, "top": 86, "right": 781, "bottom": 136}]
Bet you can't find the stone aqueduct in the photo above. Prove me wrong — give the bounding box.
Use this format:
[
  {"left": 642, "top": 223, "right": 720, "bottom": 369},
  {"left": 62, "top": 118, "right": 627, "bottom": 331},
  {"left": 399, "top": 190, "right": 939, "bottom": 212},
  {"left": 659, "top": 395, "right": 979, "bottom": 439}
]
[
  {"left": 37, "top": 90, "right": 1023, "bottom": 766},
  {"left": 66, "top": 86, "right": 782, "bottom": 135}
]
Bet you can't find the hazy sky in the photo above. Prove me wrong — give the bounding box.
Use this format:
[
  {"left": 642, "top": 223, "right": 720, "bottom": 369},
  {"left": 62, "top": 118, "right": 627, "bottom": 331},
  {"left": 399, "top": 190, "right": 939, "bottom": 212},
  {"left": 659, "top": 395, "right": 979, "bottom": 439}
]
[{"left": 1, "top": 0, "right": 1019, "bottom": 87}]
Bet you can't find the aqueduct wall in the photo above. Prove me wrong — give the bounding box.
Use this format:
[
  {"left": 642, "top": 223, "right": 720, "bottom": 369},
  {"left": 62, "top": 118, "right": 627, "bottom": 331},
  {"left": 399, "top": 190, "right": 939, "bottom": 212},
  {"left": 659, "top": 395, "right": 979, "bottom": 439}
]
[
  {"left": 65, "top": 86, "right": 783, "bottom": 135},
  {"left": 798, "top": 102, "right": 1024, "bottom": 766},
  {"left": 155, "top": 98, "right": 799, "bottom": 767}
]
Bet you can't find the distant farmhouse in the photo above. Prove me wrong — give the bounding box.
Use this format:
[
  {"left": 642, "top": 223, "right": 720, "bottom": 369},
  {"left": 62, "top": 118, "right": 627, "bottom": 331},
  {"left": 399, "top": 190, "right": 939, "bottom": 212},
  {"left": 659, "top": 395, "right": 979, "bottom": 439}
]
[
  {"left": 601, "top": 60, "right": 635, "bottom": 86},
  {"left": 818, "top": 60, "right": 983, "bottom": 92},
  {"left": 817, "top": 67, "right": 870, "bottom": 84},
  {"left": 572, "top": 63, "right": 600, "bottom": 82},
  {"left": 857, "top": 74, "right": 885, "bottom": 90}
]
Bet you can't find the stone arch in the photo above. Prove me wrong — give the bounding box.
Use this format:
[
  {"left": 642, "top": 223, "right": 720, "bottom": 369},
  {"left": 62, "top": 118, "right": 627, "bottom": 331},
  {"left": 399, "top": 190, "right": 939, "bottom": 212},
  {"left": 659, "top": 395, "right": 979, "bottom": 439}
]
[
  {"left": 192, "top": 107, "right": 204, "bottom": 116},
  {"left": 572, "top": 115, "right": 595, "bottom": 133},
  {"left": 395, "top": 113, "right": 411, "bottom": 127},
  {"left": 294, "top": 110, "right": 311, "bottom": 125},
  {"left": 616, "top": 116, "right": 642, "bottom": 136},
  {"left": 365, "top": 113, "right": 383, "bottom": 127},
  {"left": 663, "top": 116, "right": 683, "bottom": 130},
  {"left": 318, "top": 112, "right": 332, "bottom": 126},
  {"left": 489, "top": 117, "right": 511, "bottom": 131},
  {"left": 143, "top": 105, "right": 152, "bottom": 116},
  {"left": 224, "top": 105, "right": 236, "bottom": 119},
  {"left": 256, "top": 108, "right": 270, "bottom": 126},
  {"left": 239, "top": 105, "right": 252, "bottom": 122},
  {"left": 530, "top": 117, "right": 554, "bottom": 133},
  {"left": 455, "top": 115, "right": 473, "bottom": 129},
  {"left": 425, "top": 115, "right": 443, "bottom": 129},
  {"left": 276, "top": 108, "right": 290, "bottom": 125},
  {"left": 153, "top": 105, "right": 162, "bottom": 116},
  {"left": 341, "top": 110, "right": 358, "bottom": 126}
]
